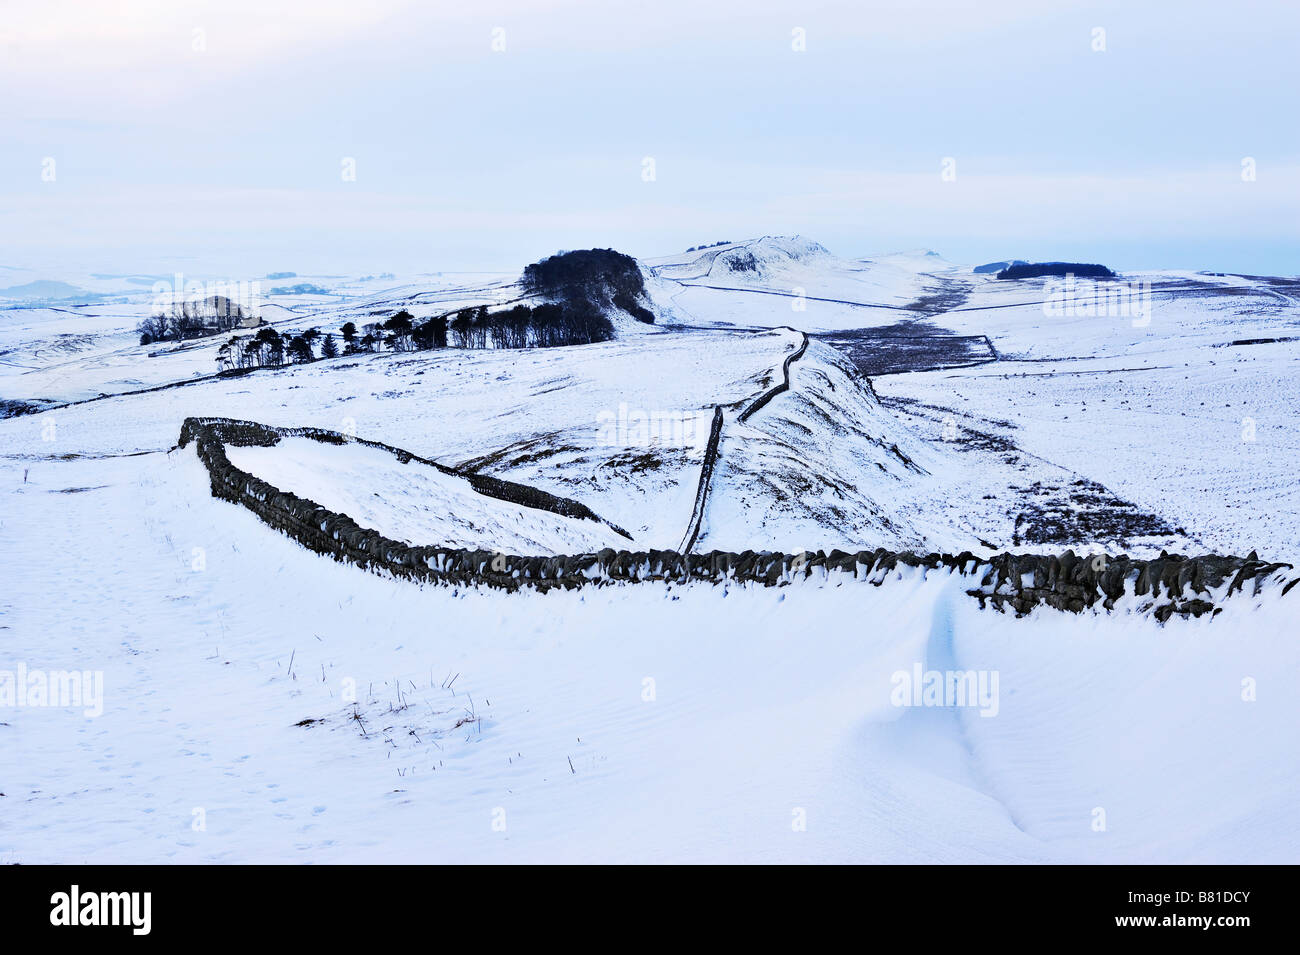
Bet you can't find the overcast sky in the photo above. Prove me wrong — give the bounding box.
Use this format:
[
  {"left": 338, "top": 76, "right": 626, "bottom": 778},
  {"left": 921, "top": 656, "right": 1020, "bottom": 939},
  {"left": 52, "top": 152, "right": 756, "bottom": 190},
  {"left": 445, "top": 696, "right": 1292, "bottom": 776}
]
[{"left": 3, "top": 0, "right": 1298, "bottom": 278}]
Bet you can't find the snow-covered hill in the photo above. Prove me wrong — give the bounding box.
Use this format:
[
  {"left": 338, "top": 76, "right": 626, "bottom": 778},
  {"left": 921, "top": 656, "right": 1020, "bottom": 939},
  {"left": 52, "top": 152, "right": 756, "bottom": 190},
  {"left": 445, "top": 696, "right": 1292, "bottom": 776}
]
[
  {"left": 648, "top": 236, "right": 968, "bottom": 332},
  {"left": 3, "top": 236, "right": 1299, "bottom": 863}
]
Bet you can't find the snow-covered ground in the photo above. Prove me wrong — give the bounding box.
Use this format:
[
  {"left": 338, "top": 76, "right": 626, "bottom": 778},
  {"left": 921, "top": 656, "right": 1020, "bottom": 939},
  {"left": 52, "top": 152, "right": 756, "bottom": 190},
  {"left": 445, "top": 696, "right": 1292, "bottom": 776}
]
[
  {"left": 879, "top": 271, "right": 1300, "bottom": 559},
  {"left": 224, "top": 437, "right": 629, "bottom": 555},
  {"left": 3, "top": 238, "right": 1298, "bottom": 863},
  {"left": 649, "top": 236, "right": 962, "bottom": 332}
]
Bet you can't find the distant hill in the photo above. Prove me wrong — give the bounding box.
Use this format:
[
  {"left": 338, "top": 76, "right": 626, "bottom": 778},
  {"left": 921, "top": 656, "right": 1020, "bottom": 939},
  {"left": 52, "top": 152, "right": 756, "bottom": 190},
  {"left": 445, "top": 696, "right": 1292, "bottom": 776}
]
[
  {"left": 269, "top": 283, "right": 330, "bottom": 295},
  {"left": 997, "top": 262, "right": 1115, "bottom": 280},
  {"left": 974, "top": 259, "right": 1028, "bottom": 274},
  {"left": 711, "top": 235, "right": 833, "bottom": 278},
  {"left": 0, "top": 279, "right": 103, "bottom": 302}
]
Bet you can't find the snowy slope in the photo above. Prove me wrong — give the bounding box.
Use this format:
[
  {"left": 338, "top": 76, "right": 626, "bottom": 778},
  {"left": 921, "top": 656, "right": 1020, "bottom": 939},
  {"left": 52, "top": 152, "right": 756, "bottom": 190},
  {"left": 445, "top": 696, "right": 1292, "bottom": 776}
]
[
  {"left": 701, "top": 339, "right": 958, "bottom": 552},
  {"left": 3, "top": 447, "right": 1296, "bottom": 863},
  {"left": 879, "top": 271, "right": 1300, "bottom": 559},
  {"left": 1, "top": 324, "right": 812, "bottom": 549},
  {"left": 4, "top": 239, "right": 1300, "bottom": 864},
  {"left": 648, "top": 236, "right": 968, "bottom": 332},
  {"left": 225, "top": 437, "right": 629, "bottom": 554}
]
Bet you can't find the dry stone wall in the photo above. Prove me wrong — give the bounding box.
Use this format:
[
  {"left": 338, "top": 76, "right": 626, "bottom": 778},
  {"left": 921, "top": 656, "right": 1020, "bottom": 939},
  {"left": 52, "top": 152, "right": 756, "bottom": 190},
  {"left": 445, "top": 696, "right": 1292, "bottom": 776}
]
[
  {"left": 176, "top": 416, "right": 1296, "bottom": 619},
  {"left": 678, "top": 332, "right": 809, "bottom": 554},
  {"left": 179, "top": 416, "right": 630, "bottom": 538},
  {"left": 738, "top": 332, "right": 809, "bottom": 423},
  {"left": 677, "top": 405, "right": 725, "bottom": 554}
]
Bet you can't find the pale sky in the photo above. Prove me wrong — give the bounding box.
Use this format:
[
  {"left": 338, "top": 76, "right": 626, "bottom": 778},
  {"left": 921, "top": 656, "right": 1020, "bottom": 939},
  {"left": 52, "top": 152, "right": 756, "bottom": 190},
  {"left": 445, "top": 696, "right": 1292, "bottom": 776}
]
[{"left": 2, "top": 0, "right": 1298, "bottom": 278}]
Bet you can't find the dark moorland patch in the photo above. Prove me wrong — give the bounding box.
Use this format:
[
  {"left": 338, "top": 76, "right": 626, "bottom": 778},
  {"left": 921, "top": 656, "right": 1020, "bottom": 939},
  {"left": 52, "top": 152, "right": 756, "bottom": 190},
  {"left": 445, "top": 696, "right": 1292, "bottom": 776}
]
[
  {"left": 1011, "top": 479, "right": 1183, "bottom": 549},
  {"left": 816, "top": 323, "right": 996, "bottom": 376}
]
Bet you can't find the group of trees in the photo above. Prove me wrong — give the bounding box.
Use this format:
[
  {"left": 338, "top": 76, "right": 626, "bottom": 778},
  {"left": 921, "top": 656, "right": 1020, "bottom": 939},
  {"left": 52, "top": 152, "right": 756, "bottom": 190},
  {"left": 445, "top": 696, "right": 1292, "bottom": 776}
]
[
  {"left": 139, "top": 295, "right": 252, "bottom": 344},
  {"left": 217, "top": 326, "right": 337, "bottom": 371},
  {"left": 416, "top": 303, "right": 613, "bottom": 351},
  {"left": 521, "top": 248, "right": 655, "bottom": 325},
  {"left": 464, "top": 302, "right": 614, "bottom": 348},
  {"left": 212, "top": 248, "right": 656, "bottom": 371},
  {"left": 996, "top": 262, "right": 1116, "bottom": 280},
  {"left": 213, "top": 249, "right": 658, "bottom": 372},
  {"left": 215, "top": 300, "right": 614, "bottom": 373}
]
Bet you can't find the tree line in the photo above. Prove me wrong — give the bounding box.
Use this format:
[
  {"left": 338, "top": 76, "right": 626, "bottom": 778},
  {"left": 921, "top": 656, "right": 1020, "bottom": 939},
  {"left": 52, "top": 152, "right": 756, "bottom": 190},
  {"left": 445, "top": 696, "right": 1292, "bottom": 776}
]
[
  {"left": 521, "top": 248, "right": 655, "bottom": 324},
  {"left": 139, "top": 295, "right": 251, "bottom": 344},
  {"left": 213, "top": 248, "right": 653, "bottom": 372},
  {"left": 996, "top": 262, "right": 1116, "bottom": 280},
  {"left": 215, "top": 302, "right": 614, "bottom": 372}
]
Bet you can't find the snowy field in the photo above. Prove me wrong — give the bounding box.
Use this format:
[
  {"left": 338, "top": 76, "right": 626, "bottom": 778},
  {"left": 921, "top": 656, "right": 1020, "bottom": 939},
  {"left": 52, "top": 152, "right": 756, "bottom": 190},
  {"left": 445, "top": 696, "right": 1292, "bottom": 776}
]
[
  {"left": 3, "top": 237, "right": 1298, "bottom": 863},
  {"left": 880, "top": 270, "right": 1300, "bottom": 559}
]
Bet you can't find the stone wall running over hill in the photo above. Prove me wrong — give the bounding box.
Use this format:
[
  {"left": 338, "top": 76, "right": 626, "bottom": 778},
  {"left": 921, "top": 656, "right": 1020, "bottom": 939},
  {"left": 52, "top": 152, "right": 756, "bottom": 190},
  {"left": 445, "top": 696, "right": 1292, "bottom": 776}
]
[
  {"left": 738, "top": 332, "right": 809, "bottom": 423},
  {"left": 176, "top": 417, "right": 1296, "bottom": 620},
  {"left": 178, "top": 416, "right": 631, "bottom": 538},
  {"left": 677, "top": 405, "right": 725, "bottom": 554},
  {"left": 677, "top": 330, "right": 809, "bottom": 554}
]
